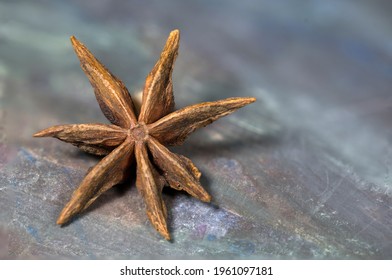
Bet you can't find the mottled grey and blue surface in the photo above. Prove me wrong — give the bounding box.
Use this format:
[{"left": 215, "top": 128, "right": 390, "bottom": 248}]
[{"left": 0, "top": 0, "right": 391, "bottom": 259}]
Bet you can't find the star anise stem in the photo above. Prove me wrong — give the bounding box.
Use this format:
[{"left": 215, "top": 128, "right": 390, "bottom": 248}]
[{"left": 34, "top": 29, "right": 256, "bottom": 240}]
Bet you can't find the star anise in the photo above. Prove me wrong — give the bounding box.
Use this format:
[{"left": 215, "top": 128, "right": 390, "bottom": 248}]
[{"left": 34, "top": 30, "right": 255, "bottom": 240}]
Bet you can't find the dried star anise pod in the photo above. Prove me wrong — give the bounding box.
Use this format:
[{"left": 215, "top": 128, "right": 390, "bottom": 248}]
[{"left": 34, "top": 29, "right": 255, "bottom": 240}]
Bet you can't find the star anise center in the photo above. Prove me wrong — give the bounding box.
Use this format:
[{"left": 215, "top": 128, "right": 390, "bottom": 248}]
[{"left": 129, "top": 123, "right": 149, "bottom": 142}]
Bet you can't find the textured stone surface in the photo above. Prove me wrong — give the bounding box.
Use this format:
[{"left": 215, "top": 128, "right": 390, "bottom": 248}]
[{"left": 1, "top": 0, "right": 391, "bottom": 259}]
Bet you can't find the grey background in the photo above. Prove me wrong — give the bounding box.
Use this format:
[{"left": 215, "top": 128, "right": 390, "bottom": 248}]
[{"left": 0, "top": 0, "right": 391, "bottom": 259}]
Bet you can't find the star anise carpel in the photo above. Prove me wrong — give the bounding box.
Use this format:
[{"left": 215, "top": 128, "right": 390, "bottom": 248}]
[{"left": 34, "top": 29, "right": 256, "bottom": 240}]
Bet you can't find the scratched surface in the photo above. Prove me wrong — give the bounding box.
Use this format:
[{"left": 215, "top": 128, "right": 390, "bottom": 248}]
[{"left": 1, "top": 0, "right": 392, "bottom": 259}]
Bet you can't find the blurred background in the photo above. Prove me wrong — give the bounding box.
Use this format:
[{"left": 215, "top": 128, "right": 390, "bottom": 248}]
[{"left": 0, "top": 0, "right": 391, "bottom": 259}]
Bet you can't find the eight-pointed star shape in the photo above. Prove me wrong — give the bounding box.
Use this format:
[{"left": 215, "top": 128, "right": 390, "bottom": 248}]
[{"left": 34, "top": 29, "right": 256, "bottom": 240}]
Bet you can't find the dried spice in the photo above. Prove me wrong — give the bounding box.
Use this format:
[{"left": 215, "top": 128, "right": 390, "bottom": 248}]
[{"left": 34, "top": 30, "right": 256, "bottom": 240}]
